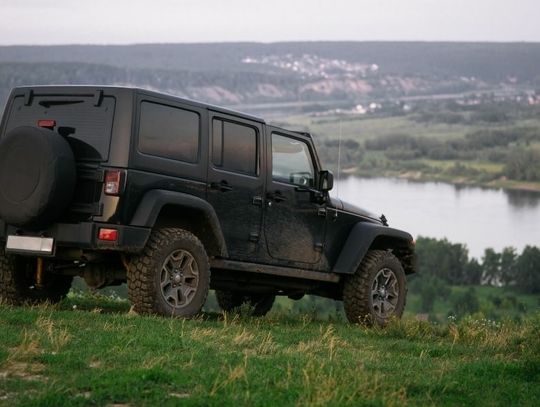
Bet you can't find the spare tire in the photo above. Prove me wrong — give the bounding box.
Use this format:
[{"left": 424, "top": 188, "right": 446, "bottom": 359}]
[{"left": 0, "top": 126, "right": 76, "bottom": 230}]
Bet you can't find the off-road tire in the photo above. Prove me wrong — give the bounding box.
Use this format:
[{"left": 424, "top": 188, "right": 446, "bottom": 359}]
[
  {"left": 0, "top": 252, "right": 73, "bottom": 305},
  {"left": 127, "top": 228, "right": 210, "bottom": 317},
  {"left": 215, "top": 290, "right": 275, "bottom": 317},
  {"left": 343, "top": 250, "right": 407, "bottom": 326},
  {"left": 0, "top": 126, "right": 76, "bottom": 230}
]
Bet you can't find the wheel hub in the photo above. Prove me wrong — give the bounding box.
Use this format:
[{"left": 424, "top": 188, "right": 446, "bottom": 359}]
[
  {"left": 378, "top": 286, "right": 387, "bottom": 298},
  {"left": 160, "top": 249, "right": 199, "bottom": 309},
  {"left": 173, "top": 273, "right": 182, "bottom": 284},
  {"left": 371, "top": 268, "right": 399, "bottom": 319}
]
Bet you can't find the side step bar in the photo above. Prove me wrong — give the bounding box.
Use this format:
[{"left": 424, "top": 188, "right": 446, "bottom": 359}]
[{"left": 210, "top": 259, "right": 340, "bottom": 283}]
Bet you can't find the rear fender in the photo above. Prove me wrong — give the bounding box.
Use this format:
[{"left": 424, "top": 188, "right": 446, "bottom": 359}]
[{"left": 130, "top": 190, "right": 227, "bottom": 257}]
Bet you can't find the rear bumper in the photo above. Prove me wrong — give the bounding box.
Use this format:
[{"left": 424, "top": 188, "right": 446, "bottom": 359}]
[{"left": 0, "top": 220, "right": 150, "bottom": 254}]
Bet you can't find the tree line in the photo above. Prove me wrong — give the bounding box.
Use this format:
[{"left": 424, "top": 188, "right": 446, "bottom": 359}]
[
  {"left": 408, "top": 237, "right": 540, "bottom": 317},
  {"left": 415, "top": 236, "right": 540, "bottom": 293},
  {"left": 364, "top": 126, "right": 540, "bottom": 182}
]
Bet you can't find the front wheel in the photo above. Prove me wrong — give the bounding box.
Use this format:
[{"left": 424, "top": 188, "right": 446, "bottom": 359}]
[
  {"left": 127, "top": 228, "right": 210, "bottom": 317},
  {"left": 343, "top": 250, "right": 407, "bottom": 326}
]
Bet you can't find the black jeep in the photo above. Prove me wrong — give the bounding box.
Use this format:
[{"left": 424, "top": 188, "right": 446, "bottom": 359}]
[{"left": 0, "top": 86, "right": 414, "bottom": 325}]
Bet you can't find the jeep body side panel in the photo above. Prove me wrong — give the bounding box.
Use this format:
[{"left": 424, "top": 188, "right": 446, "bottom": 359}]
[
  {"left": 206, "top": 111, "right": 265, "bottom": 261},
  {"left": 211, "top": 259, "right": 340, "bottom": 283},
  {"left": 322, "top": 205, "right": 359, "bottom": 270},
  {"left": 262, "top": 126, "right": 327, "bottom": 265},
  {"left": 130, "top": 189, "right": 227, "bottom": 257},
  {"left": 332, "top": 222, "right": 414, "bottom": 274}
]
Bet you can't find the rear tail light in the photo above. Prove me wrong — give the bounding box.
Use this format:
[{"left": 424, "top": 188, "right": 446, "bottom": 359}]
[
  {"left": 98, "top": 228, "right": 118, "bottom": 242},
  {"left": 37, "top": 119, "right": 56, "bottom": 129},
  {"left": 104, "top": 169, "right": 126, "bottom": 196}
]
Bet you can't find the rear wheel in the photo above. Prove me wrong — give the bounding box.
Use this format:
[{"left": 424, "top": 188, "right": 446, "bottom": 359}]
[
  {"left": 215, "top": 290, "right": 275, "bottom": 317},
  {"left": 127, "top": 228, "right": 210, "bottom": 317},
  {"left": 343, "top": 250, "right": 407, "bottom": 326},
  {"left": 0, "top": 253, "right": 73, "bottom": 305}
]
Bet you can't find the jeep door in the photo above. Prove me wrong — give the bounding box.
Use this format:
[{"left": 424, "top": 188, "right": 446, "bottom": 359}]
[
  {"left": 206, "top": 112, "right": 265, "bottom": 261},
  {"left": 263, "top": 128, "right": 326, "bottom": 264}
]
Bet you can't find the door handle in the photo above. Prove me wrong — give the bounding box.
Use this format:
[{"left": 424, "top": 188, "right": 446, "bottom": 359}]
[
  {"left": 252, "top": 196, "right": 263, "bottom": 206},
  {"left": 210, "top": 181, "right": 233, "bottom": 192},
  {"left": 267, "top": 191, "right": 287, "bottom": 202}
]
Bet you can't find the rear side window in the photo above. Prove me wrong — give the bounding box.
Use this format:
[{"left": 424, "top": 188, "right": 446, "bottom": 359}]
[
  {"left": 138, "top": 101, "right": 200, "bottom": 163},
  {"left": 212, "top": 118, "right": 258, "bottom": 175}
]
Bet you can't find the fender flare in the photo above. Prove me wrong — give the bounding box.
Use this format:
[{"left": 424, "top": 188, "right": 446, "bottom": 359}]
[
  {"left": 332, "top": 222, "right": 413, "bottom": 275},
  {"left": 130, "top": 189, "right": 227, "bottom": 257}
]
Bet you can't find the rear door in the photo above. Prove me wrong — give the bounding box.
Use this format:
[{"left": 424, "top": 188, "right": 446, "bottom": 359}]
[
  {"left": 263, "top": 128, "right": 326, "bottom": 264},
  {"left": 1, "top": 88, "right": 117, "bottom": 223},
  {"left": 206, "top": 112, "right": 265, "bottom": 261}
]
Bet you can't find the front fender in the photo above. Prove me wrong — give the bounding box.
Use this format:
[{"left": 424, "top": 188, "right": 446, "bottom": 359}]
[{"left": 332, "top": 222, "right": 413, "bottom": 274}]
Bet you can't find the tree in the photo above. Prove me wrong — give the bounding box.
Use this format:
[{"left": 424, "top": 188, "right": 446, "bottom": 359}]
[
  {"left": 415, "top": 237, "right": 471, "bottom": 285},
  {"left": 515, "top": 246, "right": 540, "bottom": 294},
  {"left": 464, "top": 259, "right": 483, "bottom": 285},
  {"left": 482, "top": 248, "right": 501, "bottom": 286},
  {"left": 504, "top": 148, "right": 540, "bottom": 182},
  {"left": 500, "top": 247, "right": 518, "bottom": 286}
]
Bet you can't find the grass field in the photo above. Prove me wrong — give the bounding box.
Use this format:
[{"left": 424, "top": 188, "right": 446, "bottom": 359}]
[
  {"left": 1, "top": 294, "right": 539, "bottom": 406},
  {"left": 278, "top": 114, "right": 540, "bottom": 143}
]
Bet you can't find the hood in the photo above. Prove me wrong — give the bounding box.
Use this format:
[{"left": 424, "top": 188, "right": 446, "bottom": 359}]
[{"left": 330, "top": 197, "right": 383, "bottom": 224}]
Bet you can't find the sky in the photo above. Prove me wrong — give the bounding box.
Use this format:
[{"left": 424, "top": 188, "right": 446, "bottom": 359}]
[{"left": 0, "top": 0, "right": 539, "bottom": 45}]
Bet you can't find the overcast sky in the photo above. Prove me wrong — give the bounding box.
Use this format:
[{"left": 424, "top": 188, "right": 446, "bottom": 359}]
[{"left": 0, "top": 0, "right": 538, "bottom": 45}]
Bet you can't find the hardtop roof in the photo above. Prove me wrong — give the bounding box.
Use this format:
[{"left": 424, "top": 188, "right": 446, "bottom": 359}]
[
  {"left": 10, "top": 85, "right": 312, "bottom": 139},
  {"left": 12, "top": 85, "right": 265, "bottom": 123}
]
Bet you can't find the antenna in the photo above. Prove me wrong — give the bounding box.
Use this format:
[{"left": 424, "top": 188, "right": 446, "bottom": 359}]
[{"left": 336, "top": 118, "right": 342, "bottom": 199}]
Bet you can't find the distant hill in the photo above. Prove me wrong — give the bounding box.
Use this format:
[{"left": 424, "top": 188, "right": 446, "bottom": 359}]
[{"left": 1, "top": 42, "right": 539, "bottom": 111}]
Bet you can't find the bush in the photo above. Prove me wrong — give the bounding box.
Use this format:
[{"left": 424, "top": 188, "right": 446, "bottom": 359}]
[
  {"left": 444, "top": 162, "right": 479, "bottom": 176},
  {"left": 450, "top": 288, "right": 480, "bottom": 317},
  {"left": 409, "top": 276, "right": 451, "bottom": 313}
]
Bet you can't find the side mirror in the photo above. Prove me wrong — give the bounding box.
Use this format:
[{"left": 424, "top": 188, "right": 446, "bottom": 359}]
[{"left": 319, "top": 170, "right": 334, "bottom": 192}]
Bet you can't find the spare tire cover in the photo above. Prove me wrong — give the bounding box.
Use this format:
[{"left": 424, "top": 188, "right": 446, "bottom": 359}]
[{"left": 0, "top": 126, "right": 76, "bottom": 230}]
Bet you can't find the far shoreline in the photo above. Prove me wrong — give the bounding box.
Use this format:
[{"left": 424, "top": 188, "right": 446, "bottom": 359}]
[{"left": 342, "top": 169, "right": 540, "bottom": 194}]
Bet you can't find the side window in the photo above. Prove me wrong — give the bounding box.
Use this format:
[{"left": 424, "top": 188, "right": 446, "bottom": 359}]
[
  {"left": 212, "top": 118, "right": 258, "bottom": 175},
  {"left": 138, "top": 101, "right": 200, "bottom": 163},
  {"left": 272, "top": 134, "right": 315, "bottom": 187}
]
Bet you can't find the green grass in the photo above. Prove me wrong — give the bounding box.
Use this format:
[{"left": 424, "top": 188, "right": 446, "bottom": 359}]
[
  {"left": 1, "top": 294, "right": 539, "bottom": 406},
  {"left": 405, "top": 284, "right": 540, "bottom": 321},
  {"left": 418, "top": 159, "right": 504, "bottom": 173}
]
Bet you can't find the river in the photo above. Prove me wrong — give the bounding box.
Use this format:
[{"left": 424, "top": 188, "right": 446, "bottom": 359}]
[{"left": 333, "top": 177, "right": 540, "bottom": 259}]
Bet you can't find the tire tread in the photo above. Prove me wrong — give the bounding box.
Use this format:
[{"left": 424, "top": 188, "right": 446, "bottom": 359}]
[{"left": 127, "top": 228, "right": 209, "bottom": 316}]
